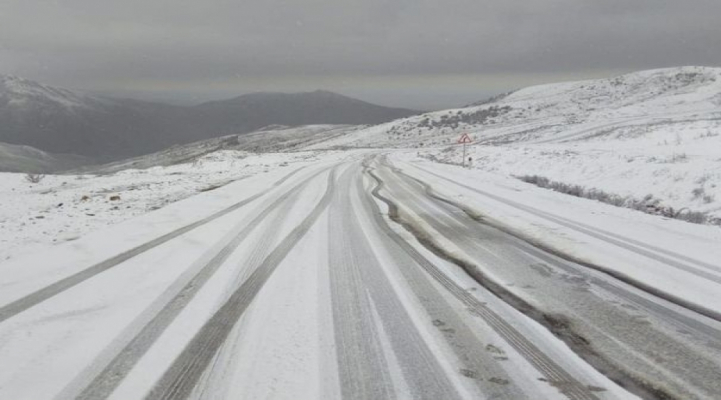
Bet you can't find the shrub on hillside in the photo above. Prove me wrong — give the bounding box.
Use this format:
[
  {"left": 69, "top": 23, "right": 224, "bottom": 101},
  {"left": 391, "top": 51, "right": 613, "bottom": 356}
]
[
  {"left": 25, "top": 173, "right": 46, "bottom": 184},
  {"left": 517, "top": 175, "right": 717, "bottom": 226}
]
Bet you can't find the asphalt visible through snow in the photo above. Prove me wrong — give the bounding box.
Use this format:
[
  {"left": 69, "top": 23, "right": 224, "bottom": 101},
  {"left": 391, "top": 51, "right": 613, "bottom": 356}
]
[{"left": 0, "top": 154, "right": 720, "bottom": 400}]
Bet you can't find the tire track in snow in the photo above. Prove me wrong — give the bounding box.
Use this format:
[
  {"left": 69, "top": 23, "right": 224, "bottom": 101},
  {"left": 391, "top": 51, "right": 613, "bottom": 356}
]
[
  {"left": 327, "top": 165, "right": 396, "bottom": 400},
  {"left": 0, "top": 165, "right": 309, "bottom": 324},
  {"left": 145, "top": 168, "right": 337, "bottom": 400},
  {"left": 388, "top": 161, "right": 721, "bottom": 342},
  {"left": 367, "top": 165, "right": 601, "bottom": 400},
  {"left": 378, "top": 163, "right": 721, "bottom": 399},
  {"left": 406, "top": 162, "right": 721, "bottom": 323},
  {"left": 386, "top": 162, "right": 721, "bottom": 398},
  {"left": 329, "top": 164, "right": 467, "bottom": 400},
  {"left": 517, "top": 241, "right": 721, "bottom": 345},
  {"left": 412, "top": 159, "right": 721, "bottom": 278},
  {"left": 355, "top": 165, "right": 527, "bottom": 399},
  {"left": 61, "top": 166, "right": 326, "bottom": 400},
  {"left": 177, "top": 179, "right": 305, "bottom": 400}
]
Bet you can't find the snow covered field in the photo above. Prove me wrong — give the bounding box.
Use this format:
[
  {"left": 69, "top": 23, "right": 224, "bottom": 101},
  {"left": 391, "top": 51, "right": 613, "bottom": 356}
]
[
  {"left": 418, "top": 122, "right": 721, "bottom": 223},
  {"left": 0, "top": 150, "right": 332, "bottom": 261}
]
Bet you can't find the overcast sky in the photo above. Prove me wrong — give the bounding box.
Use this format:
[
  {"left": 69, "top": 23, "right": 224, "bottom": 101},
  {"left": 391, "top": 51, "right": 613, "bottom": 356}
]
[{"left": 1, "top": 0, "right": 720, "bottom": 109}]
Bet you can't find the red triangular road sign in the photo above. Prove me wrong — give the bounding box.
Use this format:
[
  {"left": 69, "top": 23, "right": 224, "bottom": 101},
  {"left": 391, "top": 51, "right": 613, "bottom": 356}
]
[{"left": 458, "top": 133, "right": 473, "bottom": 144}]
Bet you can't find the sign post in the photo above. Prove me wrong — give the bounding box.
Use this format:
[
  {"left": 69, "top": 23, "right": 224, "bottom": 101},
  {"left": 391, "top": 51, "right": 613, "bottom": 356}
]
[{"left": 457, "top": 133, "right": 473, "bottom": 167}]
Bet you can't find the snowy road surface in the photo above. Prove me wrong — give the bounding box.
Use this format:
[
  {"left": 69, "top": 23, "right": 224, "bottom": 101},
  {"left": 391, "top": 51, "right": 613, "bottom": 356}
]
[{"left": 1, "top": 153, "right": 720, "bottom": 400}]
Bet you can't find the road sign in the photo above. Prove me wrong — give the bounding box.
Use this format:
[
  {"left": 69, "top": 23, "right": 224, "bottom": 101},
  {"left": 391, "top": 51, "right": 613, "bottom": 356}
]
[
  {"left": 457, "top": 133, "right": 473, "bottom": 144},
  {"left": 458, "top": 133, "right": 473, "bottom": 167}
]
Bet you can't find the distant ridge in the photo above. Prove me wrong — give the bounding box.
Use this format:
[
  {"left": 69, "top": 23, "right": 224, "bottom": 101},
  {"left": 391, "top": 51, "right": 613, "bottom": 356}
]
[
  {"left": 191, "top": 89, "right": 418, "bottom": 135},
  {"left": 0, "top": 141, "right": 92, "bottom": 173}
]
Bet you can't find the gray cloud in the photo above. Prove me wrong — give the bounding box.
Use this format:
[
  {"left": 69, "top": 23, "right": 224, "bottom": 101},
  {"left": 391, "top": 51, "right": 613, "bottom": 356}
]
[{"left": 1, "top": 0, "right": 720, "bottom": 109}]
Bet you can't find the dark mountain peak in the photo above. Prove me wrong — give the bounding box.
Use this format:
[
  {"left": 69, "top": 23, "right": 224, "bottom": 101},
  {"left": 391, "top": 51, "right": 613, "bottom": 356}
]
[
  {"left": 0, "top": 73, "right": 95, "bottom": 110},
  {"left": 307, "top": 89, "right": 348, "bottom": 98},
  {"left": 192, "top": 88, "right": 416, "bottom": 115},
  {"left": 198, "top": 89, "right": 359, "bottom": 108}
]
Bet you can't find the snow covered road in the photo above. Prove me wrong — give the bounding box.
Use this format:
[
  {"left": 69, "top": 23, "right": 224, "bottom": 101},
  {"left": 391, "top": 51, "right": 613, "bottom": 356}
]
[
  {"left": 1, "top": 153, "right": 719, "bottom": 399},
  {"left": 374, "top": 156, "right": 721, "bottom": 400}
]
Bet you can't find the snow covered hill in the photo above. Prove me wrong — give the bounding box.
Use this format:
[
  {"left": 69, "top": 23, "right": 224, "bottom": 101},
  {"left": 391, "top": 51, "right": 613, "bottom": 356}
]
[
  {"left": 310, "top": 67, "right": 721, "bottom": 223},
  {"left": 314, "top": 66, "right": 721, "bottom": 148},
  {"left": 75, "top": 125, "right": 359, "bottom": 174}
]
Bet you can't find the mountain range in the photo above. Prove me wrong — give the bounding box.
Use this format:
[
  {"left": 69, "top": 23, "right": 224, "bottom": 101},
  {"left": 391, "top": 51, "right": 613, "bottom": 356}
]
[
  {"left": 0, "top": 75, "right": 418, "bottom": 161},
  {"left": 3, "top": 67, "right": 720, "bottom": 174}
]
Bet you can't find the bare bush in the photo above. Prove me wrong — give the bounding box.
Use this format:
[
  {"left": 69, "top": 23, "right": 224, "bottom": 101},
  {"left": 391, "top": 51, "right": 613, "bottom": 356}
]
[
  {"left": 674, "top": 209, "right": 708, "bottom": 224},
  {"left": 669, "top": 152, "right": 688, "bottom": 163},
  {"left": 692, "top": 186, "right": 716, "bottom": 204},
  {"left": 695, "top": 130, "right": 719, "bottom": 139},
  {"left": 25, "top": 173, "right": 46, "bottom": 184}
]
